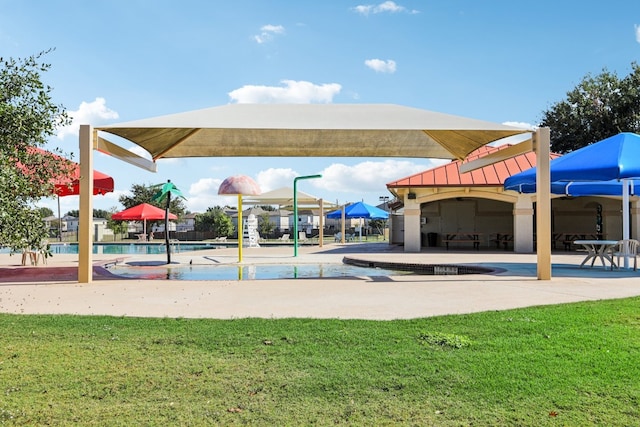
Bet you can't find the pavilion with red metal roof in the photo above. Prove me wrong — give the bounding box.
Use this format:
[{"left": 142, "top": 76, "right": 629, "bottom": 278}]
[{"left": 385, "top": 144, "right": 632, "bottom": 253}]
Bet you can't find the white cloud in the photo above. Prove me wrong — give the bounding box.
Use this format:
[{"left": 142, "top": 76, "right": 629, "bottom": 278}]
[
  {"left": 314, "top": 159, "right": 432, "bottom": 194},
  {"left": 490, "top": 122, "right": 537, "bottom": 146},
  {"left": 254, "top": 24, "right": 285, "bottom": 44},
  {"left": 365, "top": 58, "right": 397, "bottom": 73},
  {"left": 502, "top": 121, "right": 536, "bottom": 130},
  {"left": 121, "top": 144, "right": 180, "bottom": 166},
  {"left": 635, "top": 24, "right": 640, "bottom": 43},
  {"left": 228, "top": 80, "right": 341, "bottom": 103},
  {"left": 186, "top": 177, "right": 236, "bottom": 211},
  {"left": 352, "top": 1, "right": 418, "bottom": 15},
  {"left": 256, "top": 168, "right": 298, "bottom": 193},
  {"left": 56, "top": 97, "right": 119, "bottom": 140},
  {"left": 127, "top": 144, "right": 151, "bottom": 160}
]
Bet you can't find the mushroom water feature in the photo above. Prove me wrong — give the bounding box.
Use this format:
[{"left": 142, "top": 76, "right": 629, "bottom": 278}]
[{"left": 218, "top": 175, "right": 261, "bottom": 263}]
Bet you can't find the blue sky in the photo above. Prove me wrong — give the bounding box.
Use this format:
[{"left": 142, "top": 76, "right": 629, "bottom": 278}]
[{"left": 2, "top": 1, "right": 640, "bottom": 215}]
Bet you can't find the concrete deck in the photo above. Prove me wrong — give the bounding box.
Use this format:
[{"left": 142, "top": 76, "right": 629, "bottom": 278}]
[{"left": 1, "top": 242, "right": 639, "bottom": 320}]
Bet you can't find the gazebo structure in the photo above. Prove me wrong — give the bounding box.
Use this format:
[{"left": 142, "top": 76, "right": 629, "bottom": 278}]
[{"left": 77, "top": 104, "right": 546, "bottom": 282}]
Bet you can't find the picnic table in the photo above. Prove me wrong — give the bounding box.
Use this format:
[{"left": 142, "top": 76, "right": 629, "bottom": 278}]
[
  {"left": 491, "top": 232, "right": 513, "bottom": 250},
  {"left": 442, "top": 233, "right": 483, "bottom": 250},
  {"left": 574, "top": 240, "right": 618, "bottom": 268},
  {"left": 558, "top": 233, "right": 606, "bottom": 251}
]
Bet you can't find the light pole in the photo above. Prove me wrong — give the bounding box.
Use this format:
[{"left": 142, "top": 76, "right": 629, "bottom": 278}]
[
  {"left": 379, "top": 196, "right": 390, "bottom": 211},
  {"left": 294, "top": 174, "right": 322, "bottom": 256}
]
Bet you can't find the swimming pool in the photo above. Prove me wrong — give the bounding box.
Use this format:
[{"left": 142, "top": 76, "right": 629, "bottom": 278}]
[
  {"left": 47, "top": 242, "right": 220, "bottom": 255},
  {"left": 106, "top": 263, "right": 412, "bottom": 280}
]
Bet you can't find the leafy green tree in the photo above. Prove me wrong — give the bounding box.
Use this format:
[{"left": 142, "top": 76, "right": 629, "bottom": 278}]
[
  {"left": 540, "top": 63, "right": 640, "bottom": 153},
  {"left": 369, "top": 219, "right": 386, "bottom": 235},
  {"left": 38, "top": 207, "right": 54, "bottom": 217},
  {"left": 66, "top": 209, "right": 111, "bottom": 219},
  {"left": 258, "top": 212, "right": 275, "bottom": 237},
  {"left": 0, "top": 50, "right": 71, "bottom": 252},
  {"left": 195, "top": 206, "right": 234, "bottom": 237},
  {"left": 107, "top": 207, "right": 128, "bottom": 240},
  {"left": 119, "top": 183, "right": 186, "bottom": 217}
]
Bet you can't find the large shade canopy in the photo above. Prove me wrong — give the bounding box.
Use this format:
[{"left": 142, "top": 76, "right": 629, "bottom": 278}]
[
  {"left": 243, "top": 186, "right": 334, "bottom": 208},
  {"left": 96, "top": 104, "right": 528, "bottom": 161},
  {"left": 78, "top": 103, "right": 533, "bottom": 283},
  {"left": 327, "top": 201, "right": 389, "bottom": 219}
]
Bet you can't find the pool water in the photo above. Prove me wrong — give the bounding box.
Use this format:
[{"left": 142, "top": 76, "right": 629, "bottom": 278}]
[
  {"left": 49, "top": 242, "right": 219, "bottom": 255},
  {"left": 107, "top": 263, "right": 411, "bottom": 281}
]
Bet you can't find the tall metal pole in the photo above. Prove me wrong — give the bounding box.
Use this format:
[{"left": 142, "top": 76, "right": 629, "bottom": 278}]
[{"left": 294, "top": 174, "right": 322, "bottom": 256}]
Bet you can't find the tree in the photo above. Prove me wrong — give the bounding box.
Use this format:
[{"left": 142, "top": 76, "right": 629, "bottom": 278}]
[
  {"left": 540, "top": 63, "right": 640, "bottom": 153},
  {"left": 119, "top": 183, "right": 186, "bottom": 217},
  {"left": 195, "top": 207, "right": 234, "bottom": 237},
  {"left": 66, "top": 209, "right": 111, "bottom": 219},
  {"left": 0, "top": 50, "right": 71, "bottom": 252},
  {"left": 107, "top": 207, "right": 128, "bottom": 240},
  {"left": 369, "top": 219, "right": 386, "bottom": 235},
  {"left": 258, "top": 212, "right": 275, "bottom": 237},
  {"left": 38, "top": 207, "right": 54, "bottom": 218}
]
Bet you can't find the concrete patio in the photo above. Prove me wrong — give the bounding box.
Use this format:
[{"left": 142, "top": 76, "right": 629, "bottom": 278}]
[{"left": 1, "top": 242, "right": 639, "bottom": 320}]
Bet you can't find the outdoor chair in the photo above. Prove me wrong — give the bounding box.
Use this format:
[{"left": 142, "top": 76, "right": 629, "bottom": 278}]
[
  {"left": 278, "top": 234, "right": 290, "bottom": 242},
  {"left": 612, "top": 239, "right": 640, "bottom": 271},
  {"left": 334, "top": 232, "right": 342, "bottom": 242}
]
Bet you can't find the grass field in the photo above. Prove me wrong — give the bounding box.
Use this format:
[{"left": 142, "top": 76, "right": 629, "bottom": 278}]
[{"left": 1, "top": 297, "right": 639, "bottom": 426}]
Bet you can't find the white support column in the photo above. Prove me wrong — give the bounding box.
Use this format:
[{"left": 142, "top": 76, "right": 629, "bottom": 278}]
[
  {"left": 535, "top": 127, "right": 551, "bottom": 280},
  {"left": 403, "top": 199, "right": 421, "bottom": 252},
  {"left": 513, "top": 196, "right": 534, "bottom": 253},
  {"left": 78, "top": 125, "right": 94, "bottom": 283}
]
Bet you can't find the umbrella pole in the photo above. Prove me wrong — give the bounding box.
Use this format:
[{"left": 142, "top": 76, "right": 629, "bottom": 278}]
[
  {"left": 623, "top": 179, "right": 630, "bottom": 268},
  {"left": 341, "top": 206, "right": 346, "bottom": 243},
  {"left": 57, "top": 195, "right": 62, "bottom": 242}
]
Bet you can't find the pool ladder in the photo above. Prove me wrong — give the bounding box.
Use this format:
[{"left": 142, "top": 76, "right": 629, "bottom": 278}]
[{"left": 169, "top": 239, "right": 181, "bottom": 253}]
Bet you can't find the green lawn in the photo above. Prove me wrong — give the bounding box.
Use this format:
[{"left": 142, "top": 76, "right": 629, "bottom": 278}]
[{"left": 1, "top": 297, "right": 639, "bottom": 426}]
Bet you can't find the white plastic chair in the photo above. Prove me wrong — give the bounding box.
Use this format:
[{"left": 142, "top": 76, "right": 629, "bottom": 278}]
[{"left": 613, "top": 239, "right": 640, "bottom": 271}]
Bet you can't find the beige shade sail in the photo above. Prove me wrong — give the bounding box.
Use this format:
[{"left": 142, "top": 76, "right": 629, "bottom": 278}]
[
  {"left": 242, "top": 186, "right": 335, "bottom": 208},
  {"left": 96, "top": 104, "right": 529, "bottom": 161}
]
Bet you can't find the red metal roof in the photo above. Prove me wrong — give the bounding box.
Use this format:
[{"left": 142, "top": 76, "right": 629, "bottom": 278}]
[{"left": 386, "top": 144, "right": 561, "bottom": 188}]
